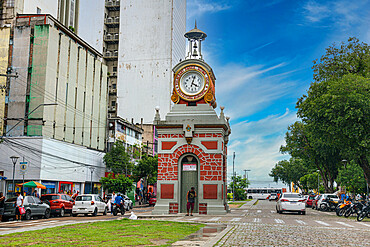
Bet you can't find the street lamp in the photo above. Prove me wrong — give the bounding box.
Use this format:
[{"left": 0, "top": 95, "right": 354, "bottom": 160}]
[
  {"left": 10, "top": 156, "right": 19, "bottom": 194},
  {"left": 244, "top": 169, "right": 251, "bottom": 180},
  {"left": 90, "top": 167, "right": 95, "bottom": 194}
]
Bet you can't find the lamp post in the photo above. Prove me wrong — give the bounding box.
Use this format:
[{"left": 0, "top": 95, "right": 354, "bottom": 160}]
[
  {"left": 90, "top": 167, "right": 95, "bottom": 194},
  {"left": 10, "top": 156, "right": 19, "bottom": 194},
  {"left": 244, "top": 169, "right": 251, "bottom": 180}
]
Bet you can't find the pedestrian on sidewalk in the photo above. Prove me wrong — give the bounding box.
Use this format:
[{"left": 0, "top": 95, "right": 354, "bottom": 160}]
[
  {"left": 0, "top": 192, "right": 5, "bottom": 222},
  {"left": 111, "top": 192, "right": 116, "bottom": 214},
  {"left": 15, "top": 192, "right": 23, "bottom": 222},
  {"left": 186, "top": 187, "right": 196, "bottom": 216}
]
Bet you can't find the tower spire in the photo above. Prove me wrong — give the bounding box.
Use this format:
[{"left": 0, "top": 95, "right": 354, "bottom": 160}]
[
  {"left": 184, "top": 21, "right": 207, "bottom": 60},
  {"left": 195, "top": 19, "right": 197, "bottom": 29}
]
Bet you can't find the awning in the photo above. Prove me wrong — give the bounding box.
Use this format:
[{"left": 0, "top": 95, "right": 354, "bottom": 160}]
[{"left": 0, "top": 176, "right": 7, "bottom": 180}]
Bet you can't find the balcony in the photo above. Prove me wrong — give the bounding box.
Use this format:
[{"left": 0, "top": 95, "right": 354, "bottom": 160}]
[
  {"left": 104, "top": 17, "right": 119, "bottom": 27},
  {"left": 104, "top": 50, "right": 118, "bottom": 60},
  {"left": 108, "top": 106, "right": 116, "bottom": 112},
  {"left": 104, "top": 33, "right": 119, "bottom": 43},
  {"left": 105, "top": 0, "right": 120, "bottom": 9},
  {"left": 109, "top": 88, "right": 117, "bottom": 94}
]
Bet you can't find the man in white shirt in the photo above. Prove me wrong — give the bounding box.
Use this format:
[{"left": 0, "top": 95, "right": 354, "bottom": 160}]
[
  {"left": 15, "top": 192, "right": 23, "bottom": 221},
  {"left": 111, "top": 192, "right": 116, "bottom": 214}
]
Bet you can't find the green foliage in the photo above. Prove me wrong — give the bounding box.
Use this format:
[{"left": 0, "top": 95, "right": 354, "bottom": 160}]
[
  {"left": 300, "top": 172, "right": 319, "bottom": 192},
  {"left": 103, "top": 141, "right": 132, "bottom": 175},
  {"left": 132, "top": 154, "right": 158, "bottom": 184},
  {"left": 229, "top": 175, "right": 249, "bottom": 201},
  {"left": 100, "top": 174, "right": 133, "bottom": 194},
  {"left": 269, "top": 158, "right": 308, "bottom": 190},
  {"left": 337, "top": 161, "right": 366, "bottom": 194}
]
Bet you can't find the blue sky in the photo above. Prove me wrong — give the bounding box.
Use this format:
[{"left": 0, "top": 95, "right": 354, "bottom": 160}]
[{"left": 186, "top": 0, "right": 370, "bottom": 187}]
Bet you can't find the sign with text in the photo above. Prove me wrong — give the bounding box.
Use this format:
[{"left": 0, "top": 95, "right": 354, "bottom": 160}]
[{"left": 183, "top": 164, "right": 197, "bottom": 171}]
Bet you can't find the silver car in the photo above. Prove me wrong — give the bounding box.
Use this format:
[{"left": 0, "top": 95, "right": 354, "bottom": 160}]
[
  {"left": 3, "top": 196, "right": 50, "bottom": 221},
  {"left": 276, "top": 193, "right": 306, "bottom": 215}
]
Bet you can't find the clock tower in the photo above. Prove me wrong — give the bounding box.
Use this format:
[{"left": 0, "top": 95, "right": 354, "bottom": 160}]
[{"left": 153, "top": 23, "right": 230, "bottom": 215}]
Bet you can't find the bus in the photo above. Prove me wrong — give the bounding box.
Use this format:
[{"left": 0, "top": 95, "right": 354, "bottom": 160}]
[{"left": 246, "top": 188, "right": 286, "bottom": 200}]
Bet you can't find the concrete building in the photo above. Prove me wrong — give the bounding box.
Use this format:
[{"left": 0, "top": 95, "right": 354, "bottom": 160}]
[
  {"left": 100, "top": 0, "right": 186, "bottom": 123},
  {"left": 107, "top": 117, "right": 143, "bottom": 152},
  {"left": 0, "top": 14, "right": 108, "bottom": 196}
]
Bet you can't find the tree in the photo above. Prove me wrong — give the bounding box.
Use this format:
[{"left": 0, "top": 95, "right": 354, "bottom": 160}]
[
  {"left": 337, "top": 161, "right": 366, "bottom": 195},
  {"left": 132, "top": 155, "right": 158, "bottom": 185},
  {"left": 229, "top": 175, "right": 249, "bottom": 201},
  {"left": 100, "top": 174, "right": 133, "bottom": 194},
  {"left": 300, "top": 172, "right": 319, "bottom": 192},
  {"left": 269, "top": 158, "right": 308, "bottom": 191},
  {"left": 103, "top": 141, "right": 132, "bottom": 175},
  {"left": 299, "top": 37, "right": 370, "bottom": 185}
]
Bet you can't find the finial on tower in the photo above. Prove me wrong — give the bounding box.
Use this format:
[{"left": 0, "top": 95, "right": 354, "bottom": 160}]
[{"left": 184, "top": 21, "right": 207, "bottom": 60}]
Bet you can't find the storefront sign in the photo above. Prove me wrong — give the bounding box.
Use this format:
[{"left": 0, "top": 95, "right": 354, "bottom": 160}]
[{"left": 183, "top": 164, "right": 197, "bottom": 171}]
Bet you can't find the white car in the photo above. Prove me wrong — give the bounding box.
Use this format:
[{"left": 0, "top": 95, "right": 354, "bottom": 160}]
[
  {"left": 269, "top": 193, "right": 278, "bottom": 201},
  {"left": 276, "top": 193, "right": 306, "bottom": 215},
  {"left": 72, "top": 194, "right": 108, "bottom": 216}
]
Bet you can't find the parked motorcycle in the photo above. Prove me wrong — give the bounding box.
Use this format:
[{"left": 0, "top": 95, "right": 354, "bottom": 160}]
[
  {"left": 357, "top": 202, "right": 370, "bottom": 222},
  {"left": 320, "top": 198, "right": 338, "bottom": 211},
  {"left": 336, "top": 200, "right": 351, "bottom": 216},
  {"left": 344, "top": 201, "right": 364, "bottom": 218}
]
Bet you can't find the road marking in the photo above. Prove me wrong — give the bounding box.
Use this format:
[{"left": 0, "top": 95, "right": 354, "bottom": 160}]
[
  {"left": 209, "top": 217, "right": 221, "bottom": 221},
  {"left": 230, "top": 218, "right": 241, "bottom": 222},
  {"left": 322, "top": 212, "right": 332, "bottom": 215},
  {"left": 296, "top": 220, "right": 306, "bottom": 225},
  {"left": 0, "top": 228, "right": 12, "bottom": 230},
  {"left": 315, "top": 220, "right": 330, "bottom": 226},
  {"left": 257, "top": 210, "right": 262, "bottom": 213},
  {"left": 356, "top": 222, "right": 370, "bottom": 227},
  {"left": 187, "top": 217, "right": 199, "bottom": 221},
  {"left": 336, "top": 222, "right": 354, "bottom": 228},
  {"left": 253, "top": 218, "right": 261, "bottom": 223},
  {"left": 270, "top": 210, "right": 275, "bottom": 213},
  {"left": 274, "top": 219, "right": 285, "bottom": 224},
  {"left": 311, "top": 212, "right": 318, "bottom": 215},
  {"left": 174, "top": 217, "right": 183, "bottom": 221},
  {"left": 243, "top": 210, "right": 248, "bottom": 212}
]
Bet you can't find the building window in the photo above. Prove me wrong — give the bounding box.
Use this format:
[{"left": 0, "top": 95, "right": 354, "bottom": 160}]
[
  {"left": 37, "top": 7, "right": 42, "bottom": 14},
  {"left": 111, "top": 101, "right": 116, "bottom": 106},
  {"left": 7, "top": 0, "right": 14, "bottom": 7},
  {"left": 112, "top": 84, "right": 116, "bottom": 89},
  {"left": 113, "top": 67, "right": 117, "bottom": 72}
]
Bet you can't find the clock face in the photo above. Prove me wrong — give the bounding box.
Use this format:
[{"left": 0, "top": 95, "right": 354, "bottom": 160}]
[{"left": 180, "top": 72, "right": 204, "bottom": 95}]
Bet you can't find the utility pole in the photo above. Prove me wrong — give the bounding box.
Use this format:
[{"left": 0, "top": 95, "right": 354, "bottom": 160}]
[
  {"left": 317, "top": 170, "right": 320, "bottom": 194},
  {"left": 244, "top": 169, "right": 251, "bottom": 180},
  {"left": 232, "top": 152, "right": 235, "bottom": 202}
]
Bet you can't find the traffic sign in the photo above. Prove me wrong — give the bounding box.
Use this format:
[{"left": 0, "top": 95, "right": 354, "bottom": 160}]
[{"left": 20, "top": 162, "right": 27, "bottom": 171}]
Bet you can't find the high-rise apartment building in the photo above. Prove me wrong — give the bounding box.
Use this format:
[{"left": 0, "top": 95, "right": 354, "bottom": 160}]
[{"left": 101, "top": 0, "right": 186, "bottom": 123}]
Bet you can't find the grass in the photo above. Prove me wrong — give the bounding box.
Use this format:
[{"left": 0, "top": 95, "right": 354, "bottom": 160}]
[
  {"left": 228, "top": 199, "right": 252, "bottom": 208},
  {"left": 0, "top": 219, "right": 204, "bottom": 247}
]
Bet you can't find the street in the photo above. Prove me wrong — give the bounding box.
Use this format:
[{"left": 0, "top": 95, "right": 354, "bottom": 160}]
[{"left": 1, "top": 200, "right": 369, "bottom": 246}]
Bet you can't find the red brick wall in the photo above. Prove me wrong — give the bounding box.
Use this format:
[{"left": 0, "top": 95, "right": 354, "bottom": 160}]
[
  {"left": 158, "top": 144, "right": 224, "bottom": 181},
  {"left": 169, "top": 203, "right": 178, "bottom": 214},
  {"left": 199, "top": 203, "right": 207, "bottom": 214}
]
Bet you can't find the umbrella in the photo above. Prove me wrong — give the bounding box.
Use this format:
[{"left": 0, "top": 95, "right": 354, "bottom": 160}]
[{"left": 18, "top": 181, "right": 46, "bottom": 189}]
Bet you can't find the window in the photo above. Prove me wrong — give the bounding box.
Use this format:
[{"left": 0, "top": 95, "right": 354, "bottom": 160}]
[
  {"left": 27, "top": 197, "right": 35, "bottom": 204},
  {"left": 37, "top": 7, "right": 41, "bottom": 14},
  {"left": 112, "top": 84, "right": 116, "bottom": 89},
  {"left": 61, "top": 195, "right": 68, "bottom": 201},
  {"left": 7, "top": 0, "right": 14, "bottom": 7},
  {"left": 76, "top": 196, "right": 92, "bottom": 201},
  {"left": 283, "top": 194, "right": 302, "bottom": 198},
  {"left": 113, "top": 67, "right": 117, "bottom": 72},
  {"left": 41, "top": 195, "right": 59, "bottom": 201},
  {"left": 34, "top": 197, "right": 42, "bottom": 204},
  {"left": 111, "top": 101, "right": 116, "bottom": 106}
]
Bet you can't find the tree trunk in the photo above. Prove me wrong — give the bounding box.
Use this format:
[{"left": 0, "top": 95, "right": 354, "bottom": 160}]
[
  {"left": 358, "top": 155, "right": 370, "bottom": 186},
  {"left": 321, "top": 170, "right": 330, "bottom": 192}
]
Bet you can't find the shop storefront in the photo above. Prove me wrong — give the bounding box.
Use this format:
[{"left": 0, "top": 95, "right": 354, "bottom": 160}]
[
  {"left": 42, "top": 181, "right": 57, "bottom": 194},
  {"left": 59, "top": 181, "right": 73, "bottom": 194},
  {"left": 84, "top": 183, "right": 102, "bottom": 195}
]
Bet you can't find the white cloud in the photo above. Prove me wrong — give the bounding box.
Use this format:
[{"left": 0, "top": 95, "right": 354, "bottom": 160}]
[
  {"left": 187, "top": 0, "right": 231, "bottom": 19},
  {"left": 227, "top": 109, "right": 297, "bottom": 181}
]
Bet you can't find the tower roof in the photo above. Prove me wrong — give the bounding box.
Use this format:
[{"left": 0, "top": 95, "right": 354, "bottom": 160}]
[{"left": 184, "top": 20, "right": 207, "bottom": 40}]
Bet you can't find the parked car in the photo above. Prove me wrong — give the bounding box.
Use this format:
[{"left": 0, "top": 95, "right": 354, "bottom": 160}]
[
  {"left": 269, "top": 193, "right": 278, "bottom": 201},
  {"left": 317, "top": 194, "right": 339, "bottom": 210},
  {"left": 276, "top": 193, "right": 306, "bottom": 215},
  {"left": 3, "top": 196, "right": 50, "bottom": 221},
  {"left": 149, "top": 195, "right": 156, "bottom": 206},
  {"left": 123, "top": 195, "right": 133, "bottom": 211},
  {"left": 306, "top": 194, "right": 316, "bottom": 207},
  {"left": 72, "top": 194, "right": 108, "bottom": 216},
  {"left": 312, "top": 195, "right": 322, "bottom": 210},
  {"left": 41, "top": 194, "right": 74, "bottom": 217}
]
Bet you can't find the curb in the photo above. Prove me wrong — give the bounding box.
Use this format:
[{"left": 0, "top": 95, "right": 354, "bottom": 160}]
[{"left": 203, "top": 225, "right": 233, "bottom": 247}]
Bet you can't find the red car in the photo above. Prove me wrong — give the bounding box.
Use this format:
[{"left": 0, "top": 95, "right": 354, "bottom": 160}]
[
  {"left": 306, "top": 195, "right": 316, "bottom": 207},
  {"left": 149, "top": 195, "right": 156, "bottom": 206},
  {"left": 41, "top": 194, "right": 74, "bottom": 216}
]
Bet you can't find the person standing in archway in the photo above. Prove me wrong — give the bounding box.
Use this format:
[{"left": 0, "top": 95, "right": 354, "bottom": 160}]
[{"left": 186, "top": 187, "right": 196, "bottom": 216}]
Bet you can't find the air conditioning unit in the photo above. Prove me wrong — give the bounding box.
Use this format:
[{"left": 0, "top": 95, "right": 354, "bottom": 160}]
[
  {"left": 112, "top": 72, "right": 117, "bottom": 76},
  {"left": 107, "top": 17, "right": 113, "bottom": 23},
  {"left": 112, "top": 106, "right": 116, "bottom": 110},
  {"left": 106, "top": 34, "right": 112, "bottom": 40},
  {"left": 115, "top": 17, "right": 120, "bottom": 22},
  {"left": 114, "top": 50, "right": 118, "bottom": 56},
  {"left": 105, "top": 51, "right": 111, "bottom": 57},
  {"left": 114, "top": 34, "right": 119, "bottom": 40}
]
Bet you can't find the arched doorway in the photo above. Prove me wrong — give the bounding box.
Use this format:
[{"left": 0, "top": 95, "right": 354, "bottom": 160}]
[{"left": 180, "top": 154, "right": 199, "bottom": 213}]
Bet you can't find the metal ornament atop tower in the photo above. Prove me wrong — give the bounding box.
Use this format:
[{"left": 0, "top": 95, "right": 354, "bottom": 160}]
[{"left": 185, "top": 20, "right": 207, "bottom": 60}]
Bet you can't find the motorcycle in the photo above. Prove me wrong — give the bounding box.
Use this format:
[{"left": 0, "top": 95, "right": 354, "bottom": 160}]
[
  {"left": 112, "top": 202, "right": 125, "bottom": 216},
  {"left": 320, "top": 198, "right": 338, "bottom": 211},
  {"left": 357, "top": 202, "right": 370, "bottom": 222},
  {"left": 336, "top": 200, "right": 351, "bottom": 216},
  {"left": 344, "top": 201, "right": 364, "bottom": 218}
]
